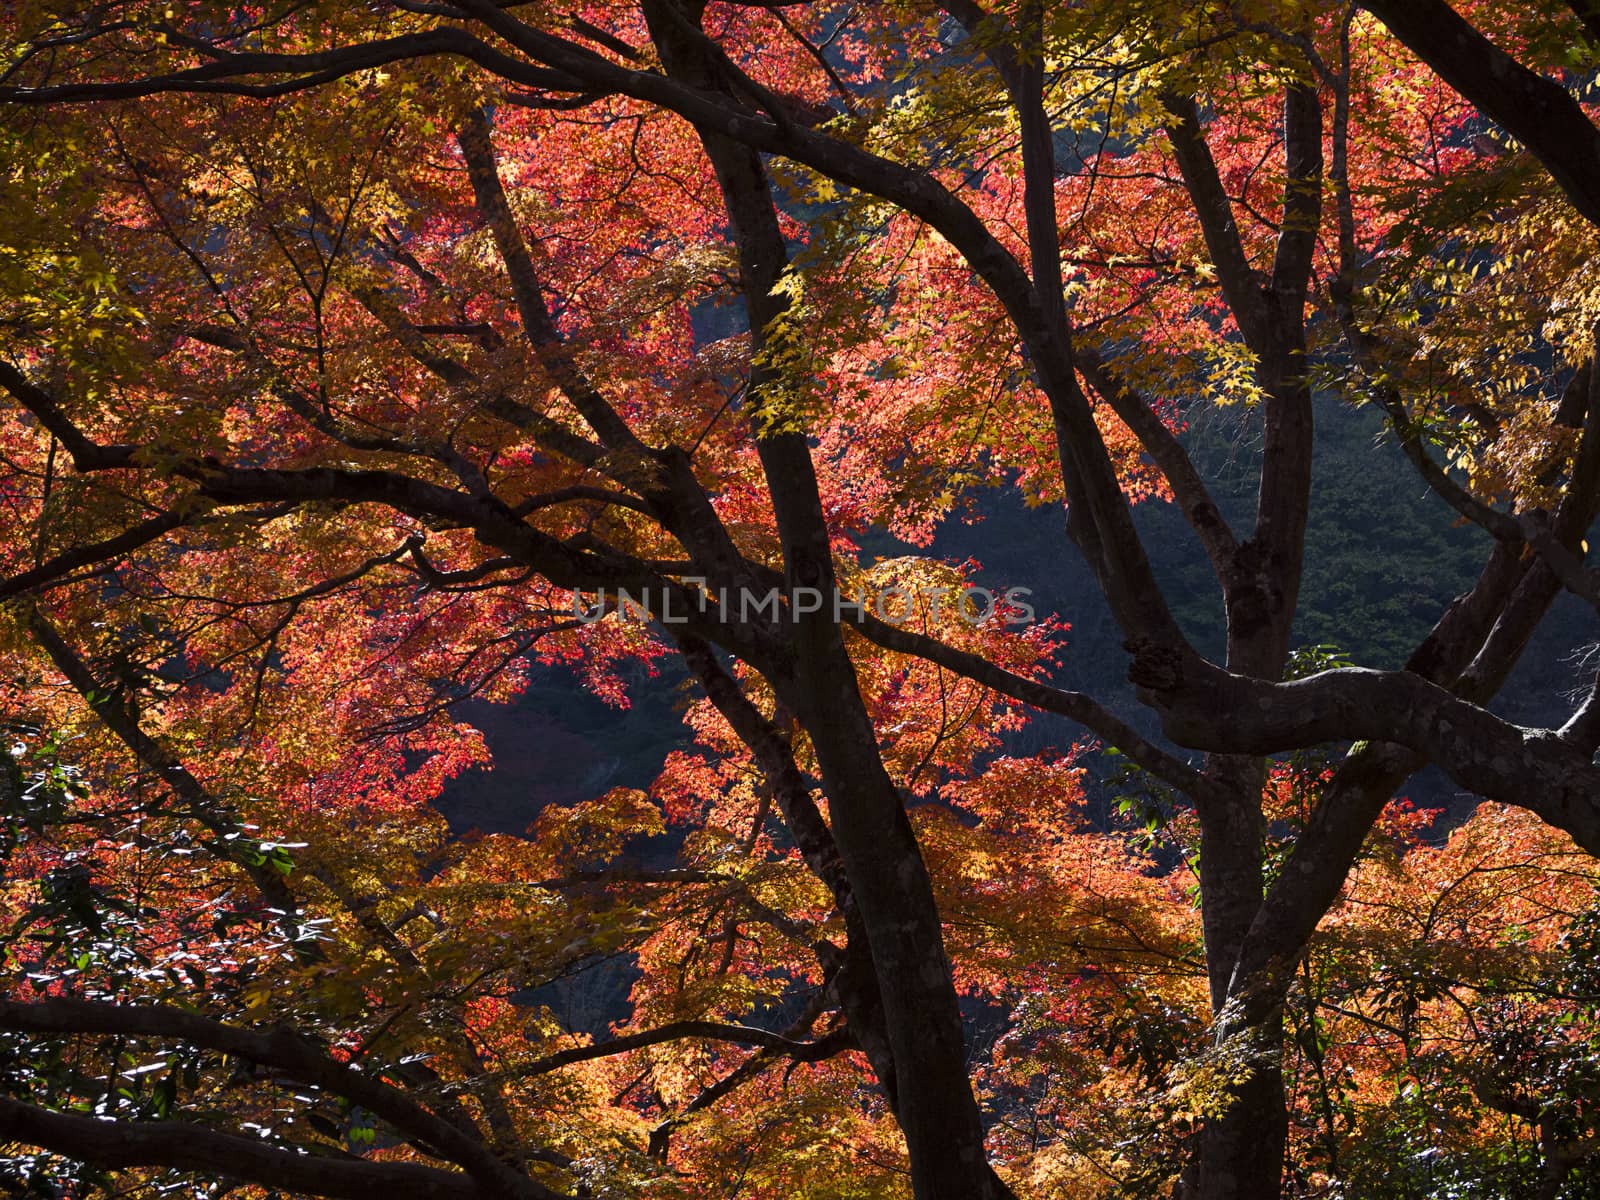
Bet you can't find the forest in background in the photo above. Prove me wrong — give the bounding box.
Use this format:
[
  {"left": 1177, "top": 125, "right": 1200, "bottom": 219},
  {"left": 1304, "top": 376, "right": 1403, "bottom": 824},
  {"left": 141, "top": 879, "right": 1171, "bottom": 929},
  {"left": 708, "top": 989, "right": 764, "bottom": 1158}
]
[{"left": 451, "top": 391, "right": 1592, "bottom": 839}]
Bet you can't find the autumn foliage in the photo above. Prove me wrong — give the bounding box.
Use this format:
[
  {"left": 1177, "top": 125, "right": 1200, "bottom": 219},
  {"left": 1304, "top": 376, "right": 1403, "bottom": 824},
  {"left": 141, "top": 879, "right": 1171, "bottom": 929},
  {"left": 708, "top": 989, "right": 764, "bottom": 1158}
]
[{"left": 1, "top": 2, "right": 1600, "bottom": 1199}]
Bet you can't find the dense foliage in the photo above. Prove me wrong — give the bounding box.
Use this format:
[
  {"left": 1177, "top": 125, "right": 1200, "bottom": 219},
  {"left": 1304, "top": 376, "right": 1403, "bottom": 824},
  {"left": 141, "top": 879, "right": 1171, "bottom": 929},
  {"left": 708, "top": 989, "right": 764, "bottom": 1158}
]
[{"left": 1, "top": 2, "right": 1599, "bottom": 1198}]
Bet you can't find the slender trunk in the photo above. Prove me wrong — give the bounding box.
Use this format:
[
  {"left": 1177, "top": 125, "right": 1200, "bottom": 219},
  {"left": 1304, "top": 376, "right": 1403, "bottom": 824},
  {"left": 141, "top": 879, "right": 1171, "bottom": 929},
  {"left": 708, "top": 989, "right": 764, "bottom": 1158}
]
[
  {"left": 642, "top": 6, "right": 1009, "bottom": 1194},
  {"left": 1191, "top": 756, "right": 1287, "bottom": 1200},
  {"left": 774, "top": 650, "right": 1006, "bottom": 1199}
]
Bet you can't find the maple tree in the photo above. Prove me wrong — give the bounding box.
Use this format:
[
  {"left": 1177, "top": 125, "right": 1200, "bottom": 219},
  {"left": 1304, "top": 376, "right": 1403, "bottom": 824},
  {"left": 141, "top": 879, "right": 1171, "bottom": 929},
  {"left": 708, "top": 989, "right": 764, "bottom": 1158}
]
[{"left": 2, "top": 1, "right": 1600, "bottom": 1198}]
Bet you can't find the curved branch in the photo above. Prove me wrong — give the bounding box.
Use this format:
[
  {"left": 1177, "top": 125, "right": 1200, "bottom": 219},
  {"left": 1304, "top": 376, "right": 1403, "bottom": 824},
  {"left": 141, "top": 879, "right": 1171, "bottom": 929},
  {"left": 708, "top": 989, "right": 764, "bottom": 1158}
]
[
  {"left": 0, "top": 997, "right": 555, "bottom": 1198},
  {"left": 524, "top": 1019, "right": 849, "bottom": 1077},
  {"left": 0, "top": 510, "right": 190, "bottom": 599},
  {"left": 1360, "top": 0, "right": 1600, "bottom": 230},
  {"left": 1, "top": 367, "right": 743, "bottom": 644},
  {"left": 0, "top": 28, "right": 585, "bottom": 103},
  {"left": 0, "top": 1096, "right": 483, "bottom": 1200},
  {"left": 1160, "top": 94, "right": 1273, "bottom": 350},
  {"left": 457, "top": 108, "right": 643, "bottom": 451},
  {"left": 1140, "top": 650, "right": 1600, "bottom": 855},
  {"left": 22, "top": 609, "right": 306, "bottom": 926},
  {"left": 1076, "top": 347, "right": 1239, "bottom": 571},
  {"left": 847, "top": 612, "right": 1218, "bottom": 802}
]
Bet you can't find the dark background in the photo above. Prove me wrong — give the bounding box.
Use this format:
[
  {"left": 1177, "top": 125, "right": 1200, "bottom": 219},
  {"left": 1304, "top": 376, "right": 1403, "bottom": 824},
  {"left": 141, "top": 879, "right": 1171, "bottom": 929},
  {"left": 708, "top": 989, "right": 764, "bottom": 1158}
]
[{"left": 438, "top": 393, "right": 1597, "bottom": 839}]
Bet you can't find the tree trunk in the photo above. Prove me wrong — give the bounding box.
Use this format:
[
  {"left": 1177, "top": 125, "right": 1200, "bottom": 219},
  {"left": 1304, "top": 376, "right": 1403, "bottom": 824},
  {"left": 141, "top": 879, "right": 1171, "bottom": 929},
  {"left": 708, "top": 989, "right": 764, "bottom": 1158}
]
[
  {"left": 642, "top": 5, "right": 1010, "bottom": 1194},
  {"left": 1194, "top": 1039, "right": 1289, "bottom": 1200},
  {"left": 775, "top": 651, "right": 1008, "bottom": 1200},
  {"left": 1191, "top": 756, "right": 1287, "bottom": 1199}
]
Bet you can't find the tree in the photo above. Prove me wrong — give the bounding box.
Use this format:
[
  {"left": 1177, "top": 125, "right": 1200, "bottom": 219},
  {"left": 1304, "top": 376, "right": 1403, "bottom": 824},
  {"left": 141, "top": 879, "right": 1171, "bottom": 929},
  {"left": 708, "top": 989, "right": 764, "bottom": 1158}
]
[{"left": 0, "top": 2, "right": 1598, "bottom": 1198}]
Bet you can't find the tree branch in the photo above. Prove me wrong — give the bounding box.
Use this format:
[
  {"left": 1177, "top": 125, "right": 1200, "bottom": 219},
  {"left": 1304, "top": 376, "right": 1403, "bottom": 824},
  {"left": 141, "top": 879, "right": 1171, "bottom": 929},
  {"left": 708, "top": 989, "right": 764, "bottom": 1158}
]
[
  {"left": 456, "top": 108, "right": 643, "bottom": 451},
  {"left": 847, "top": 612, "right": 1218, "bottom": 802},
  {"left": 1, "top": 510, "right": 190, "bottom": 599},
  {"left": 0, "top": 28, "right": 586, "bottom": 104},
  {"left": 1139, "top": 650, "right": 1600, "bottom": 856},
  {"left": 0, "top": 1096, "right": 484, "bottom": 1200},
  {"left": 0, "top": 997, "right": 557, "bottom": 1198},
  {"left": 524, "top": 1019, "right": 849, "bottom": 1077},
  {"left": 1160, "top": 94, "right": 1273, "bottom": 350},
  {"left": 1361, "top": 0, "right": 1600, "bottom": 229},
  {"left": 22, "top": 609, "right": 307, "bottom": 927},
  {"left": 1076, "top": 346, "right": 1239, "bottom": 572}
]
